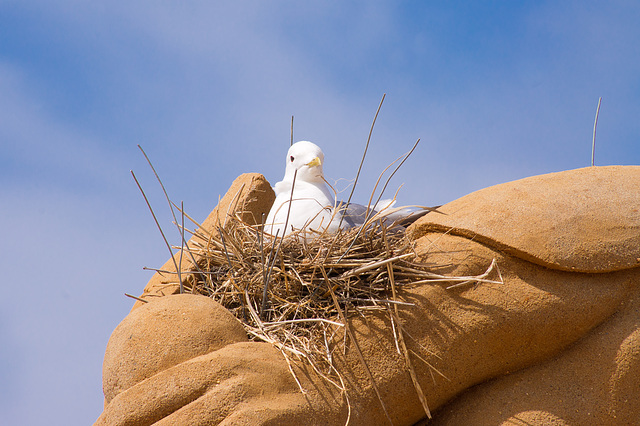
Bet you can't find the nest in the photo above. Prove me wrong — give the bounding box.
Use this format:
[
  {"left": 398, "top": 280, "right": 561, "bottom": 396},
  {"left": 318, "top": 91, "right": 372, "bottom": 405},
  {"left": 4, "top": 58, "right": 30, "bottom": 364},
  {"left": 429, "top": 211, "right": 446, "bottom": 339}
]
[
  {"left": 163, "top": 203, "right": 502, "bottom": 423},
  {"left": 192, "top": 212, "right": 426, "bottom": 334}
]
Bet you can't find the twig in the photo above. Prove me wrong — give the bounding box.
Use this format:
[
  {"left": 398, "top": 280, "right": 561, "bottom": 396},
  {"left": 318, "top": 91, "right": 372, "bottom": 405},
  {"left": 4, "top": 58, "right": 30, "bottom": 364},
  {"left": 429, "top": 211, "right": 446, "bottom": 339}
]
[
  {"left": 138, "top": 145, "right": 205, "bottom": 285},
  {"left": 321, "top": 266, "right": 394, "bottom": 425},
  {"left": 262, "top": 318, "right": 344, "bottom": 328},
  {"left": 125, "top": 293, "right": 149, "bottom": 303},
  {"left": 382, "top": 231, "right": 431, "bottom": 419},
  {"left": 280, "top": 348, "right": 307, "bottom": 394},
  {"left": 137, "top": 145, "right": 179, "bottom": 224},
  {"left": 216, "top": 226, "right": 245, "bottom": 295},
  {"left": 369, "top": 138, "right": 421, "bottom": 220},
  {"left": 131, "top": 170, "right": 182, "bottom": 291},
  {"left": 257, "top": 214, "right": 266, "bottom": 323},
  {"left": 445, "top": 259, "right": 501, "bottom": 289},
  {"left": 337, "top": 93, "right": 386, "bottom": 229},
  {"left": 338, "top": 139, "right": 421, "bottom": 263},
  {"left": 591, "top": 97, "right": 602, "bottom": 167},
  {"left": 178, "top": 201, "right": 184, "bottom": 293},
  {"left": 340, "top": 253, "right": 414, "bottom": 278},
  {"left": 364, "top": 156, "right": 404, "bottom": 215},
  {"left": 386, "top": 260, "right": 431, "bottom": 419}
]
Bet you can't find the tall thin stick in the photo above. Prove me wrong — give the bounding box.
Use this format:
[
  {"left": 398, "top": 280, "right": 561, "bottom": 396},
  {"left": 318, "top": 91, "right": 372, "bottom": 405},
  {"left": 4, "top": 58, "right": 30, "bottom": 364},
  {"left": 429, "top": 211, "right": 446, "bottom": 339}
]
[
  {"left": 337, "top": 138, "right": 421, "bottom": 263},
  {"left": 178, "top": 201, "right": 184, "bottom": 293},
  {"left": 138, "top": 145, "right": 204, "bottom": 283},
  {"left": 591, "top": 97, "right": 602, "bottom": 167},
  {"left": 290, "top": 116, "right": 294, "bottom": 147},
  {"left": 370, "top": 138, "right": 420, "bottom": 217},
  {"left": 131, "top": 170, "right": 182, "bottom": 291},
  {"left": 337, "top": 94, "right": 386, "bottom": 229}
]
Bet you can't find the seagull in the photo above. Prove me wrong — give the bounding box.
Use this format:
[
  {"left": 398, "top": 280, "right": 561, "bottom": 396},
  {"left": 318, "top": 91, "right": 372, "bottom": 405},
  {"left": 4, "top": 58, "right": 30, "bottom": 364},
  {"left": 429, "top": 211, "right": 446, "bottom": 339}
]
[{"left": 264, "top": 141, "right": 432, "bottom": 238}]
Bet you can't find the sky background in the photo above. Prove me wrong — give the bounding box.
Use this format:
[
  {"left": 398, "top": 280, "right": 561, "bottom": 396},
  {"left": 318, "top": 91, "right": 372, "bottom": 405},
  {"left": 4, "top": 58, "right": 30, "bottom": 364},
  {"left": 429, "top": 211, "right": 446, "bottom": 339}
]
[{"left": 1, "top": 1, "right": 639, "bottom": 424}]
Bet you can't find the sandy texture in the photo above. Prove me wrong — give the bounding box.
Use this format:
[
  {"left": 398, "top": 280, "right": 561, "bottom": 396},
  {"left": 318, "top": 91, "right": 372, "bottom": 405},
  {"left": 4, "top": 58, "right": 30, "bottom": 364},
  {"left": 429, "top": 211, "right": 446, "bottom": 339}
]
[
  {"left": 408, "top": 165, "right": 640, "bottom": 272},
  {"left": 97, "top": 298, "right": 308, "bottom": 425},
  {"left": 102, "top": 294, "right": 248, "bottom": 404},
  {"left": 430, "top": 292, "right": 640, "bottom": 425},
  {"left": 97, "top": 166, "right": 640, "bottom": 425}
]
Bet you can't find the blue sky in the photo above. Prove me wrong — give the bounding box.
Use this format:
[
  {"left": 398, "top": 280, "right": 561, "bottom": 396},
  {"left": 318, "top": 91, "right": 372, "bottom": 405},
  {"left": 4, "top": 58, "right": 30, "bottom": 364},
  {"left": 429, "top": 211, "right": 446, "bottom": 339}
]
[{"left": 1, "top": 2, "right": 639, "bottom": 424}]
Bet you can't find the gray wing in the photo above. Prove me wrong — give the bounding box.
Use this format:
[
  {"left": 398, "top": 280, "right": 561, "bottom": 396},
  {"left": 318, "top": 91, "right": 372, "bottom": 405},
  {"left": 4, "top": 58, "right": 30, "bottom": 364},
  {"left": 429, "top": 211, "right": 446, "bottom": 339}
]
[
  {"left": 337, "top": 202, "right": 371, "bottom": 228},
  {"left": 336, "top": 202, "right": 441, "bottom": 229}
]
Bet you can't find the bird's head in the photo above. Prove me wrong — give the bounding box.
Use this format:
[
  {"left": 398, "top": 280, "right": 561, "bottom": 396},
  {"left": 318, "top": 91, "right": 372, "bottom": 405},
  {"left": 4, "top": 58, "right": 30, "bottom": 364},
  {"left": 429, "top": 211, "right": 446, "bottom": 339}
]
[{"left": 284, "top": 141, "right": 326, "bottom": 183}]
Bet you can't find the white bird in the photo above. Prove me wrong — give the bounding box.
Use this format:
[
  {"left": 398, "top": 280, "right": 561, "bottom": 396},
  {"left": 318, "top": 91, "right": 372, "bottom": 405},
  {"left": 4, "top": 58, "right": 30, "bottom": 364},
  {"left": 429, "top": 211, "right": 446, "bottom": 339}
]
[{"left": 264, "top": 141, "right": 431, "bottom": 238}]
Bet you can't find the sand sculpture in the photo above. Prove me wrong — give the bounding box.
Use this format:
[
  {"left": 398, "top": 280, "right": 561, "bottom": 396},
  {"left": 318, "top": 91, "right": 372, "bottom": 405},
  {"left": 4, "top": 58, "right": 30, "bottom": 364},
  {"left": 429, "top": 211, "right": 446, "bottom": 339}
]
[{"left": 96, "top": 166, "right": 640, "bottom": 425}]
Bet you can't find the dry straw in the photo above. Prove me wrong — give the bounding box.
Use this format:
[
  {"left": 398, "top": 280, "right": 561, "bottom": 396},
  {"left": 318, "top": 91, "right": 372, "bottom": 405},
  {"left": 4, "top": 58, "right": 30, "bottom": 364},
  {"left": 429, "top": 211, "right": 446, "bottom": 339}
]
[
  {"left": 157, "top": 194, "right": 501, "bottom": 423},
  {"left": 134, "top": 161, "right": 502, "bottom": 423}
]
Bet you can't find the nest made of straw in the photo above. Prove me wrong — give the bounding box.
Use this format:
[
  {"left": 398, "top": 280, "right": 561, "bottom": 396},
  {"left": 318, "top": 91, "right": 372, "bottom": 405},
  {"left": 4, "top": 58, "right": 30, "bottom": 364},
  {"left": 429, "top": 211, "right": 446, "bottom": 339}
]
[
  {"left": 187, "top": 210, "right": 431, "bottom": 327},
  {"left": 167, "top": 200, "right": 501, "bottom": 422}
]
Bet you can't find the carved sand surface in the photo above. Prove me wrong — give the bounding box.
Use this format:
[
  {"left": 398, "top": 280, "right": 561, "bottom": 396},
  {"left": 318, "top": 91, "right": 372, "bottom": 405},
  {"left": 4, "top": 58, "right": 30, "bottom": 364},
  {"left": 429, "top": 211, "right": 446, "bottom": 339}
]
[{"left": 96, "top": 166, "right": 640, "bottom": 425}]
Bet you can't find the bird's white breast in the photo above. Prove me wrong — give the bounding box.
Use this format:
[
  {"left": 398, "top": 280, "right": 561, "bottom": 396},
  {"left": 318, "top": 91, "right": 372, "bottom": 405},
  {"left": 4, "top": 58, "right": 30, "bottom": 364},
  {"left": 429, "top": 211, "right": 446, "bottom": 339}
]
[{"left": 264, "top": 180, "right": 337, "bottom": 237}]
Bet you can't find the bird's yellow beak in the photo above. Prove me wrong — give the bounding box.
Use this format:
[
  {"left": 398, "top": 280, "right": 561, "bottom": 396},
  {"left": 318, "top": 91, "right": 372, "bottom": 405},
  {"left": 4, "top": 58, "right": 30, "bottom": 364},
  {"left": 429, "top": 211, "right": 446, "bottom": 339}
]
[{"left": 306, "top": 156, "right": 322, "bottom": 168}]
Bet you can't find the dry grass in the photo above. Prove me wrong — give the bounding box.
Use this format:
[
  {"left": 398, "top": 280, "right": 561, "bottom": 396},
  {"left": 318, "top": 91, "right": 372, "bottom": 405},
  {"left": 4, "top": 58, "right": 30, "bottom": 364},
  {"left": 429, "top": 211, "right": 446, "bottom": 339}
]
[
  {"left": 164, "top": 200, "right": 502, "bottom": 424},
  {"left": 133, "top": 168, "right": 502, "bottom": 424}
]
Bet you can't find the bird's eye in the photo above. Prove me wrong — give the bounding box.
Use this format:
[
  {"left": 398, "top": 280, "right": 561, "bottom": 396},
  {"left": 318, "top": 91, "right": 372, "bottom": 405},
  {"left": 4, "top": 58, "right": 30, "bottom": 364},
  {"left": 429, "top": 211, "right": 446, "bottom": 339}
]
[{"left": 290, "top": 156, "right": 295, "bottom": 162}]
